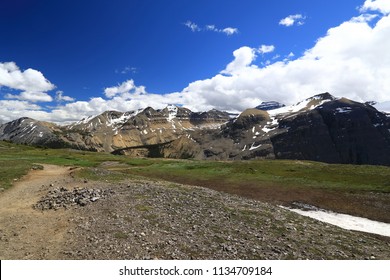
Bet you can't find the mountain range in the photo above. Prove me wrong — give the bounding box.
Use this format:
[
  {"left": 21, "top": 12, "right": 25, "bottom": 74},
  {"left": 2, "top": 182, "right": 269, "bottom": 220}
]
[{"left": 1, "top": 93, "right": 390, "bottom": 165}]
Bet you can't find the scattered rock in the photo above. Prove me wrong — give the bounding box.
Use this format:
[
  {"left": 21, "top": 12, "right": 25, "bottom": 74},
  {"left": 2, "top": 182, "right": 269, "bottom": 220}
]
[{"left": 34, "top": 187, "right": 114, "bottom": 211}]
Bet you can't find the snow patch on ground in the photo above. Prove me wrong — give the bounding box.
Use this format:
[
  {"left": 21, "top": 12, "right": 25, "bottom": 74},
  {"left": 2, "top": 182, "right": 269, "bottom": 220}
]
[{"left": 281, "top": 206, "right": 390, "bottom": 237}]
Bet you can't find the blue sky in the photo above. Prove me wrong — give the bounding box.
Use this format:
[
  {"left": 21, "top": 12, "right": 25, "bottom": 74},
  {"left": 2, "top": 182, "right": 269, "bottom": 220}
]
[{"left": 1, "top": 0, "right": 390, "bottom": 123}]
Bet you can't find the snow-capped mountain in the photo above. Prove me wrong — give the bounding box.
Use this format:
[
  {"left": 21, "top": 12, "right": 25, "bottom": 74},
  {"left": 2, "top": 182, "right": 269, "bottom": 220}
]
[
  {"left": 1, "top": 93, "right": 390, "bottom": 165},
  {"left": 0, "top": 105, "right": 231, "bottom": 152}
]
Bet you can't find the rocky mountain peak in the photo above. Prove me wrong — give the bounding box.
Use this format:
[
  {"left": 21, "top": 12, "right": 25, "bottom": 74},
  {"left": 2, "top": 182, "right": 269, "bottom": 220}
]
[
  {"left": 1, "top": 93, "right": 389, "bottom": 165},
  {"left": 310, "top": 92, "right": 336, "bottom": 101},
  {"left": 256, "top": 101, "right": 285, "bottom": 111}
]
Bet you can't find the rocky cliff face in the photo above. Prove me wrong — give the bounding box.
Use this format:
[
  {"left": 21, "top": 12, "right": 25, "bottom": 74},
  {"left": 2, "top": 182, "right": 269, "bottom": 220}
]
[
  {"left": 271, "top": 98, "right": 390, "bottom": 165},
  {"left": 158, "top": 93, "right": 390, "bottom": 165},
  {"left": 1, "top": 94, "right": 390, "bottom": 165},
  {"left": 0, "top": 117, "right": 69, "bottom": 148},
  {"left": 0, "top": 105, "right": 231, "bottom": 153}
]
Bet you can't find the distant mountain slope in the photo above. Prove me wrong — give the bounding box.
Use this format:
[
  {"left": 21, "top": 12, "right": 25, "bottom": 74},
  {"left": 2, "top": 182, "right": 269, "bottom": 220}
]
[
  {"left": 0, "top": 117, "right": 68, "bottom": 148},
  {"left": 0, "top": 105, "right": 231, "bottom": 152},
  {"left": 1, "top": 93, "right": 390, "bottom": 165}
]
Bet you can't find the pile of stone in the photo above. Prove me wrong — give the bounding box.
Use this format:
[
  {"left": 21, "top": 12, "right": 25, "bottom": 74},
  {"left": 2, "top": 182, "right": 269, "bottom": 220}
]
[{"left": 34, "top": 187, "right": 114, "bottom": 211}]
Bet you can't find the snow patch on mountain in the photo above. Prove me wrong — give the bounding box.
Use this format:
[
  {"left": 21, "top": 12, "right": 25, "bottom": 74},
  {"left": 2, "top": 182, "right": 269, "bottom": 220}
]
[
  {"left": 249, "top": 143, "right": 262, "bottom": 151},
  {"left": 269, "top": 93, "right": 335, "bottom": 117},
  {"left": 335, "top": 107, "right": 353, "bottom": 114},
  {"left": 166, "top": 104, "right": 178, "bottom": 121}
]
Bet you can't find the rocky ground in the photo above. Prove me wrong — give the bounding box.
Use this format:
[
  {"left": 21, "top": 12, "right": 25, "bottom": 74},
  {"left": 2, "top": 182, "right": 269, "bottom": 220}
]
[
  {"left": 61, "top": 180, "right": 390, "bottom": 260},
  {"left": 0, "top": 164, "right": 389, "bottom": 260}
]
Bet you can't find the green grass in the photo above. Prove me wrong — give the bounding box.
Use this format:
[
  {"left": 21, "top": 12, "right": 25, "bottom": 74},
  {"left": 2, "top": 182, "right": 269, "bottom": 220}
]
[
  {"left": 1, "top": 140, "right": 390, "bottom": 194},
  {"left": 0, "top": 141, "right": 121, "bottom": 189},
  {"left": 118, "top": 159, "right": 390, "bottom": 193}
]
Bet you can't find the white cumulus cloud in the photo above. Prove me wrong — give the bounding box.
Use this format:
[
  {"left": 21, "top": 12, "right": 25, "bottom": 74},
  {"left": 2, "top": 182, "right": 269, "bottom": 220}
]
[
  {"left": 360, "top": 0, "right": 390, "bottom": 14},
  {"left": 279, "top": 14, "right": 306, "bottom": 27},
  {"left": 180, "top": 5, "right": 390, "bottom": 111},
  {"left": 55, "top": 91, "right": 75, "bottom": 102},
  {"left": 5, "top": 91, "right": 53, "bottom": 102},
  {"left": 258, "top": 45, "right": 275, "bottom": 54},
  {"left": 221, "top": 27, "right": 239, "bottom": 36},
  {"left": 222, "top": 47, "right": 258, "bottom": 75},
  {"left": 0, "top": 62, "right": 55, "bottom": 103}
]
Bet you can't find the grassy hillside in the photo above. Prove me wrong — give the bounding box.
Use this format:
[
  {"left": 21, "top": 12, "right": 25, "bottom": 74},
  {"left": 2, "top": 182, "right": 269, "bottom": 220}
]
[
  {"left": 1, "top": 140, "right": 390, "bottom": 192},
  {"left": 1, "top": 140, "right": 389, "bottom": 222}
]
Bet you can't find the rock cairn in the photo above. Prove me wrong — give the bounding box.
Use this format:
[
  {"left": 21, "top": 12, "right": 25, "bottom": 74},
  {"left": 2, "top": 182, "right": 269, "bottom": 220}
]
[{"left": 34, "top": 187, "right": 114, "bottom": 211}]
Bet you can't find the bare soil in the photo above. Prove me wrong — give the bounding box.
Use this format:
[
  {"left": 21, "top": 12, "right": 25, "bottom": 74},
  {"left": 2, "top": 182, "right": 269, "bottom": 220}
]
[{"left": 0, "top": 165, "right": 73, "bottom": 259}]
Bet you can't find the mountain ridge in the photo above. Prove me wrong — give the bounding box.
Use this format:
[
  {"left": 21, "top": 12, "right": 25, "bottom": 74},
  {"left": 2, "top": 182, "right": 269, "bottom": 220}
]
[{"left": 1, "top": 93, "right": 390, "bottom": 165}]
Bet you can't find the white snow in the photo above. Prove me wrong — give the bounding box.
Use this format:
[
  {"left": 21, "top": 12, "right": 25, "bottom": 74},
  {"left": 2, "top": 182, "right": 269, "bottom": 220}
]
[
  {"left": 107, "top": 114, "right": 126, "bottom": 127},
  {"left": 166, "top": 104, "right": 178, "bottom": 121},
  {"left": 77, "top": 115, "right": 95, "bottom": 125},
  {"left": 281, "top": 206, "right": 390, "bottom": 237},
  {"left": 335, "top": 107, "right": 352, "bottom": 113},
  {"left": 249, "top": 143, "right": 262, "bottom": 151},
  {"left": 143, "top": 129, "right": 148, "bottom": 134},
  {"left": 262, "top": 127, "right": 273, "bottom": 133},
  {"left": 268, "top": 97, "right": 333, "bottom": 117},
  {"left": 262, "top": 117, "right": 279, "bottom": 133},
  {"left": 38, "top": 132, "right": 43, "bottom": 138},
  {"left": 186, "top": 134, "right": 197, "bottom": 143},
  {"left": 242, "top": 145, "right": 247, "bottom": 151}
]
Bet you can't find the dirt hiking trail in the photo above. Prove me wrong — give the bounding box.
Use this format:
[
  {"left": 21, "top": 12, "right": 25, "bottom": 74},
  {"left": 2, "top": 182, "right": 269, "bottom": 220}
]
[{"left": 0, "top": 164, "right": 74, "bottom": 259}]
